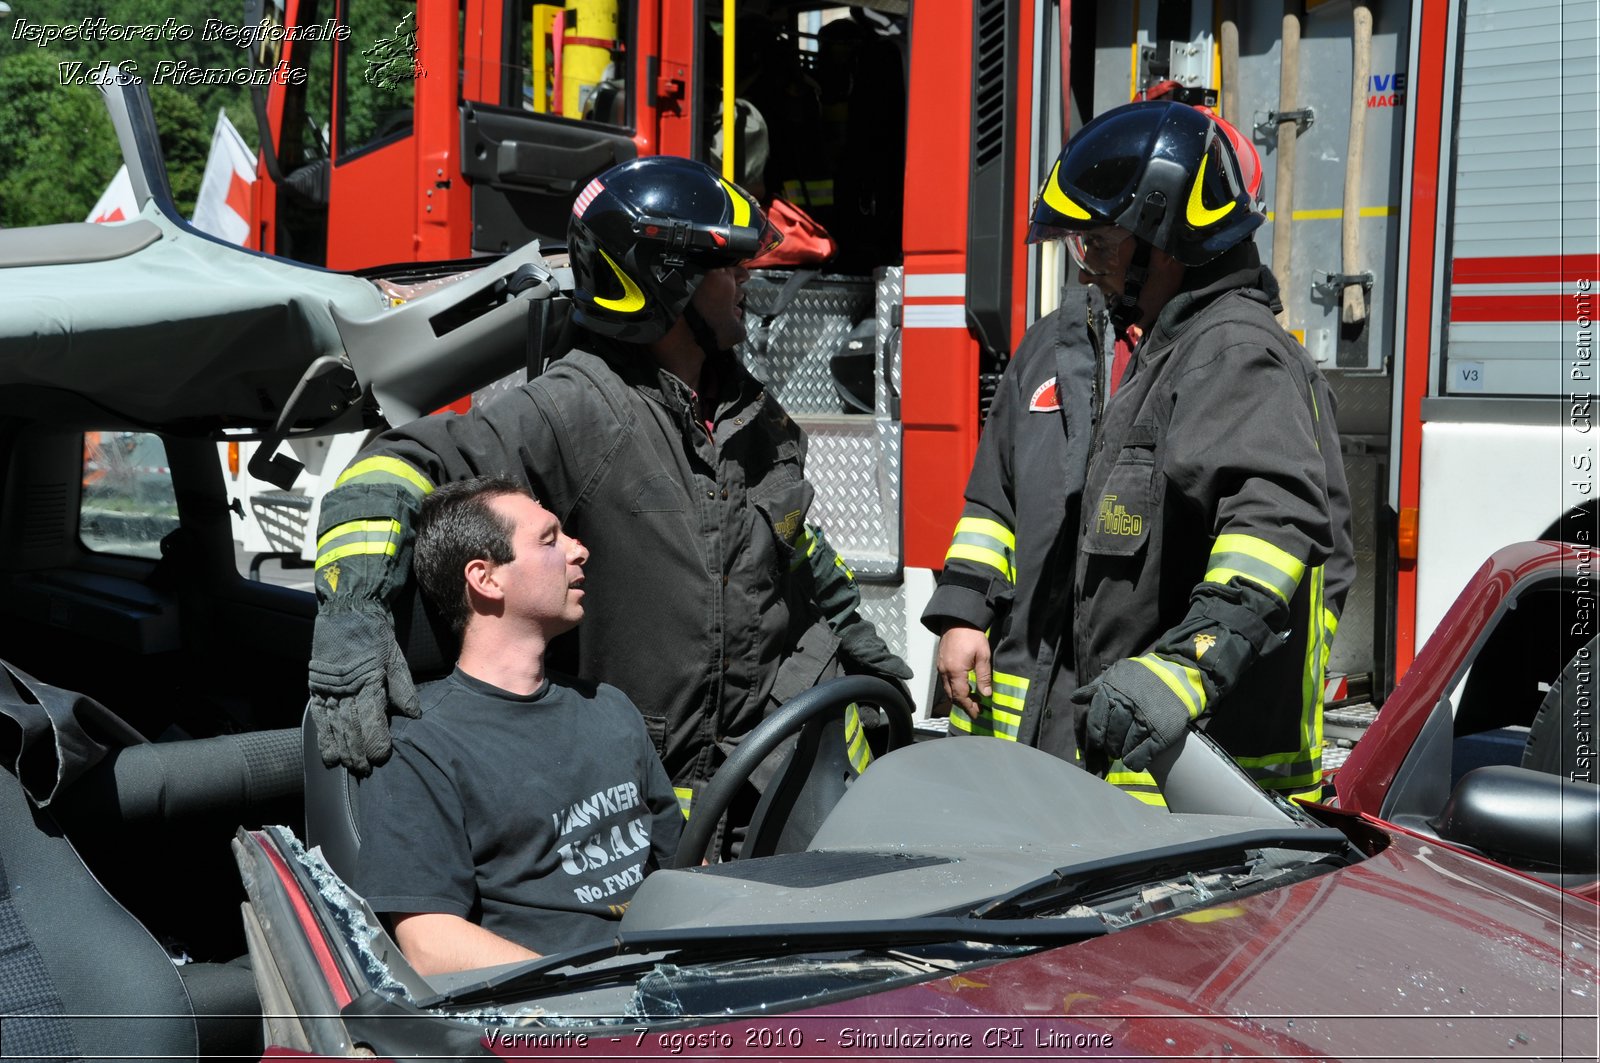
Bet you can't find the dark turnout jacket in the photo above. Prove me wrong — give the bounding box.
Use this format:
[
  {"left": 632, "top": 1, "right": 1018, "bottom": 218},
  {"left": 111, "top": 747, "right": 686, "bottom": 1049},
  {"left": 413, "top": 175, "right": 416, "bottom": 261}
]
[
  {"left": 316, "top": 345, "right": 847, "bottom": 801},
  {"left": 1046, "top": 258, "right": 1354, "bottom": 799},
  {"left": 921, "top": 286, "right": 1109, "bottom": 753}
]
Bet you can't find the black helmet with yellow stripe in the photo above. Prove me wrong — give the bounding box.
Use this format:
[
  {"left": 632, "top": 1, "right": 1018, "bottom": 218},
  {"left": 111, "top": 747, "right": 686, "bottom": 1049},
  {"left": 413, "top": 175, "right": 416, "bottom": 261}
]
[
  {"left": 1028, "top": 100, "right": 1261, "bottom": 267},
  {"left": 567, "top": 156, "right": 781, "bottom": 344}
]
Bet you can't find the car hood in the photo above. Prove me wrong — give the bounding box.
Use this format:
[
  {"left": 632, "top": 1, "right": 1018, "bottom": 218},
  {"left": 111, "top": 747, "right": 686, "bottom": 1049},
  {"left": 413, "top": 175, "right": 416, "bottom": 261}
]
[
  {"left": 780, "top": 823, "right": 1599, "bottom": 1059},
  {"left": 0, "top": 208, "right": 387, "bottom": 431}
]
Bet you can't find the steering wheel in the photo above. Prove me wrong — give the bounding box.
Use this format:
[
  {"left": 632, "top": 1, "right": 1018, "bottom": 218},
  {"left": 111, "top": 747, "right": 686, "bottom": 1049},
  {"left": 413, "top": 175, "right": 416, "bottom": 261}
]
[{"left": 671, "top": 675, "right": 915, "bottom": 868}]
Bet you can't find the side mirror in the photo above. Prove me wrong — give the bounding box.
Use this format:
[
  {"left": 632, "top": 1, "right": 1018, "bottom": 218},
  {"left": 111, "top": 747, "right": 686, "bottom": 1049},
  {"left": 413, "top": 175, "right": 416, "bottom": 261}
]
[{"left": 1430, "top": 766, "right": 1599, "bottom": 873}]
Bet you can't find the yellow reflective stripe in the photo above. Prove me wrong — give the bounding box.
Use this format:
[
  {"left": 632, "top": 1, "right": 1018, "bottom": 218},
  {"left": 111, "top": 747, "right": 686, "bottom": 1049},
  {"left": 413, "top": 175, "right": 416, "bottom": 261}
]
[
  {"left": 1255, "top": 770, "right": 1324, "bottom": 792},
  {"left": 1205, "top": 533, "right": 1305, "bottom": 604},
  {"left": 1285, "top": 784, "right": 1324, "bottom": 804},
  {"left": 1042, "top": 160, "right": 1092, "bottom": 220},
  {"left": 315, "top": 540, "right": 397, "bottom": 567},
  {"left": 1234, "top": 750, "right": 1322, "bottom": 792},
  {"left": 948, "top": 705, "right": 1020, "bottom": 741},
  {"left": 1185, "top": 153, "right": 1237, "bottom": 227},
  {"left": 594, "top": 247, "right": 647, "bottom": 313},
  {"left": 844, "top": 703, "right": 872, "bottom": 774},
  {"left": 788, "top": 528, "right": 815, "bottom": 571},
  {"left": 1232, "top": 748, "right": 1314, "bottom": 768},
  {"left": 1311, "top": 570, "right": 1326, "bottom": 781},
  {"left": 719, "top": 177, "right": 751, "bottom": 227},
  {"left": 953, "top": 669, "right": 1028, "bottom": 741},
  {"left": 833, "top": 551, "right": 854, "bottom": 580},
  {"left": 334, "top": 456, "right": 434, "bottom": 495},
  {"left": 781, "top": 178, "right": 834, "bottom": 206},
  {"left": 1304, "top": 567, "right": 1322, "bottom": 742},
  {"left": 1107, "top": 765, "right": 1167, "bottom": 808},
  {"left": 954, "top": 517, "right": 1017, "bottom": 552},
  {"left": 1132, "top": 655, "right": 1205, "bottom": 719},
  {"left": 945, "top": 544, "right": 1015, "bottom": 583},
  {"left": 947, "top": 518, "right": 1016, "bottom": 582},
  {"left": 674, "top": 787, "right": 693, "bottom": 820},
  {"left": 989, "top": 670, "right": 1029, "bottom": 711},
  {"left": 316, "top": 519, "right": 402, "bottom": 551}
]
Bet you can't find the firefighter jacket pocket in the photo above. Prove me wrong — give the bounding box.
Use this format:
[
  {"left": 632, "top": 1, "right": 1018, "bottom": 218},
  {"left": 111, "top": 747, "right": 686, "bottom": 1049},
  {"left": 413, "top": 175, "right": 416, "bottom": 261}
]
[
  {"left": 753, "top": 479, "right": 815, "bottom": 570},
  {"left": 1085, "top": 442, "right": 1155, "bottom": 559},
  {"left": 631, "top": 474, "right": 685, "bottom": 514}
]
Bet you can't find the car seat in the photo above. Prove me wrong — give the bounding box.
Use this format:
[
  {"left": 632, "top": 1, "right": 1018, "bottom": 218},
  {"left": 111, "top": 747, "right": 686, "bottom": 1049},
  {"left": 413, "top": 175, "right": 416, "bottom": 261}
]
[
  {"left": 303, "top": 586, "right": 458, "bottom": 883},
  {"left": 0, "top": 742, "right": 275, "bottom": 1058}
]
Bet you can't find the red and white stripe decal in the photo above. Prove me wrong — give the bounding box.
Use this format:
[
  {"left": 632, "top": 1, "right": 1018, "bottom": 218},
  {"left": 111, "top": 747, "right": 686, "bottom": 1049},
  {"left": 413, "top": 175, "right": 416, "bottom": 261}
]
[
  {"left": 1449, "top": 254, "right": 1600, "bottom": 322},
  {"left": 903, "top": 272, "right": 966, "bottom": 330},
  {"left": 572, "top": 177, "right": 605, "bottom": 217}
]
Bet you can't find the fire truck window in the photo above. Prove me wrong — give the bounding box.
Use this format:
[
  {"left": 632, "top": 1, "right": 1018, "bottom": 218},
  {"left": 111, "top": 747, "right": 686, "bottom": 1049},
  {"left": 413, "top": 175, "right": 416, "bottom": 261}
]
[
  {"left": 275, "top": 0, "right": 334, "bottom": 171},
  {"left": 79, "top": 433, "right": 180, "bottom": 560},
  {"left": 507, "top": 0, "right": 632, "bottom": 127},
  {"left": 338, "top": 0, "right": 419, "bottom": 159}
]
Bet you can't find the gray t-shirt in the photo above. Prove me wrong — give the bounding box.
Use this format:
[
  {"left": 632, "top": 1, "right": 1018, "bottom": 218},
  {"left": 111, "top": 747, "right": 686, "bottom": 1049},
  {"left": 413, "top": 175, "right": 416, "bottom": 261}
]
[{"left": 355, "top": 668, "right": 682, "bottom": 955}]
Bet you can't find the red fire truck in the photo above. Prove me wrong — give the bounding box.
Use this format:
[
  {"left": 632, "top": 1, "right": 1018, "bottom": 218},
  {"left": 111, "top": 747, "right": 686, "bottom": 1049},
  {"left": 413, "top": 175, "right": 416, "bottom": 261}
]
[{"left": 243, "top": 0, "right": 1598, "bottom": 737}]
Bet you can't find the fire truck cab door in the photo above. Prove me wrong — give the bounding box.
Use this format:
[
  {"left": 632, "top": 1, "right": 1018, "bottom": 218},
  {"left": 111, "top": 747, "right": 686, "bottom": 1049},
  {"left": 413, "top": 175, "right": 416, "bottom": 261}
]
[{"left": 457, "top": 102, "right": 637, "bottom": 255}]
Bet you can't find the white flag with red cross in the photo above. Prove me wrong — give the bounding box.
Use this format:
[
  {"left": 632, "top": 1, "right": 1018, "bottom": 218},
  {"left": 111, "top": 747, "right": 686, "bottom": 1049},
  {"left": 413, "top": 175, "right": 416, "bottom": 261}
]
[
  {"left": 191, "top": 109, "right": 257, "bottom": 246},
  {"left": 85, "top": 165, "right": 138, "bottom": 224}
]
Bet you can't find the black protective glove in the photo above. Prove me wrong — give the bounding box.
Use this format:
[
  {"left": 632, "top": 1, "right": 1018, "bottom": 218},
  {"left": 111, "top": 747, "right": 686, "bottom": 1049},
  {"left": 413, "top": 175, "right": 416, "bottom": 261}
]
[
  {"left": 1071, "top": 657, "right": 1193, "bottom": 774},
  {"left": 837, "top": 620, "right": 914, "bottom": 681},
  {"left": 308, "top": 599, "right": 420, "bottom": 775}
]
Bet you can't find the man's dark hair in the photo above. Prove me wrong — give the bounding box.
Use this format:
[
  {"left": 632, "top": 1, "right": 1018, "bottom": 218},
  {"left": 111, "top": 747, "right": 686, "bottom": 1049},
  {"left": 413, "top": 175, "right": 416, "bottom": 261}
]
[{"left": 413, "top": 476, "right": 528, "bottom": 637}]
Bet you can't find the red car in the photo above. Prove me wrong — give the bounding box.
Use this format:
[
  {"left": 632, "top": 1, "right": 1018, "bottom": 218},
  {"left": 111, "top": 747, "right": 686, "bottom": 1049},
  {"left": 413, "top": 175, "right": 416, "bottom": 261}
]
[{"left": 227, "top": 539, "right": 1598, "bottom": 1060}]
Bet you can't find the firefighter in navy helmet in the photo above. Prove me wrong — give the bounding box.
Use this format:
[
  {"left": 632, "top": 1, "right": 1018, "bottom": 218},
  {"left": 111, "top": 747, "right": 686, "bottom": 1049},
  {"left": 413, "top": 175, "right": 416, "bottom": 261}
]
[
  {"left": 929, "top": 101, "right": 1352, "bottom": 806},
  {"left": 567, "top": 155, "right": 781, "bottom": 345},
  {"left": 309, "top": 155, "right": 907, "bottom": 857}
]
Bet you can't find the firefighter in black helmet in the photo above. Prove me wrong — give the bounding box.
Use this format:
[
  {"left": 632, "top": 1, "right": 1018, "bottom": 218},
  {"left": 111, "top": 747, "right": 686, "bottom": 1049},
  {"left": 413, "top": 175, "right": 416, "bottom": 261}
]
[
  {"left": 309, "top": 156, "right": 909, "bottom": 855},
  {"left": 931, "top": 100, "right": 1352, "bottom": 805},
  {"left": 1047, "top": 101, "right": 1353, "bottom": 803}
]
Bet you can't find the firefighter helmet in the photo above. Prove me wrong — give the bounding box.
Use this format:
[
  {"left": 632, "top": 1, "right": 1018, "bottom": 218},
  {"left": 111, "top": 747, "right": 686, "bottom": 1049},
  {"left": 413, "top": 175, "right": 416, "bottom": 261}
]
[
  {"left": 1027, "top": 100, "right": 1261, "bottom": 266},
  {"left": 567, "top": 156, "right": 781, "bottom": 343}
]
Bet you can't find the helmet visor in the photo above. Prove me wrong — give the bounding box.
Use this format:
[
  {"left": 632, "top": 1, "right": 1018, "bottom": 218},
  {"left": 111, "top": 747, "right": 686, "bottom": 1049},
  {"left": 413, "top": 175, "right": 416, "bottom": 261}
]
[
  {"left": 1026, "top": 218, "right": 1084, "bottom": 245},
  {"left": 1066, "top": 226, "right": 1132, "bottom": 277}
]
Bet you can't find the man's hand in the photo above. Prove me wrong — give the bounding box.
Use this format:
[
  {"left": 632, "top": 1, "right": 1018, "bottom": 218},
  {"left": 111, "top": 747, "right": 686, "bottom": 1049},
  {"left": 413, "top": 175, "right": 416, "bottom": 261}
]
[
  {"left": 308, "top": 599, "right": 420, "bottom": 775},
  {"left": 937, "top": 624, "right": 992, "bottom": 720},
  {"left": 1071, "top": 658, "right": 1192, "bottom": 774}
]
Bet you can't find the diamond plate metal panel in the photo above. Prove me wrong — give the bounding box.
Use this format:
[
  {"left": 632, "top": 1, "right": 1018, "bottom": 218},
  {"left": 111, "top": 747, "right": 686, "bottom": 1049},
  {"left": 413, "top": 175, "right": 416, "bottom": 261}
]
[
  {"left": 1329, "top": 373, "right": 1394, "bottom": 438},
  {"left": 876, "top": 266, "right": 903, "bottom": 415},
  {"left": 858, "top": 583, "right": 908, "bottom": 663},
  {"left": 874, "top": 266, "right": 903, "bottom": 565},
  {"left": 800, "top": 415, "right": 897, "bottom": 578},
  {"left": 738, "top": 272, "right": 874, "bottom": 414}
]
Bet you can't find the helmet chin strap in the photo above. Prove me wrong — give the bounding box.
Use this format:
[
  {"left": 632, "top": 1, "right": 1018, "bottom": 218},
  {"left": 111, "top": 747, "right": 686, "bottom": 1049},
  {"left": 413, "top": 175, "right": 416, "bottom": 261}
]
[
  {"left": 1111, "top": 239, "right": 1153, "bottom": 332},
  {"left": 682, "top": 300, "right": 724, "bottom": 360}
]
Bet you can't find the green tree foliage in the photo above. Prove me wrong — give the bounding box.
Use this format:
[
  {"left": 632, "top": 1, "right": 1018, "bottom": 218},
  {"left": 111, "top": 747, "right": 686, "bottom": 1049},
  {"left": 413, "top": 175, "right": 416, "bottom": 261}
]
[{"left": 0, "top": 0, "right": 267, "bottom": 225}]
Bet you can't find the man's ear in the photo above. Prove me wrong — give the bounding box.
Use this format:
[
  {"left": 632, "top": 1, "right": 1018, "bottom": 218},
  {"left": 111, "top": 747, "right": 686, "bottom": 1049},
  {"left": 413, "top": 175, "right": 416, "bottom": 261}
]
[{"left": 463, "top": 557, "right": 503, "bottom": 603}]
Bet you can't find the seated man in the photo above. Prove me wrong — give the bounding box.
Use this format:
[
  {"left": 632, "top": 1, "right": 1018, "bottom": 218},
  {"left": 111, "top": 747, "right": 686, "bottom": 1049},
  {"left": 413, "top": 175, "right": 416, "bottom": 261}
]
[{"left": 354, "top": 477, "right": 683, "bottom": 976}]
